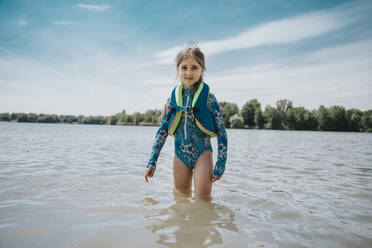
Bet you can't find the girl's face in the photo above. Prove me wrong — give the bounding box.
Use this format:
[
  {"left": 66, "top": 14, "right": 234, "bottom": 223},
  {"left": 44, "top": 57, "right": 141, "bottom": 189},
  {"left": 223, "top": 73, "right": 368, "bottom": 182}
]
[{"left": 177, "top": 57, "right": 205, "bottom": 88}]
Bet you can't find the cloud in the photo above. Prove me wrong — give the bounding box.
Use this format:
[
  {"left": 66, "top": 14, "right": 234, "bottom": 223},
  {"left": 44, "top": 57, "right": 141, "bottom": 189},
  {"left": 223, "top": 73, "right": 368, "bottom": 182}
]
[
  {"left": 77, "top": 3, "right": 111, "bottom": 11},
  {"left": 155, "top": 0, "right": 371, "bottom": 64},
  {"left": 53, "top": 21, "right": 79, "bottom": 25},
  {"left": 206, "top": 38, "right": 372, "bottom": 110},
  {"left": 0, "top": 51, "right": 169, "bottom": 115}
]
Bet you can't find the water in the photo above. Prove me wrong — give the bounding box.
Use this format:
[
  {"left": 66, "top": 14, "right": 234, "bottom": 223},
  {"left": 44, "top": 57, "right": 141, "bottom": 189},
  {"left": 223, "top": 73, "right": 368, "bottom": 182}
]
[{"left": 0, "top": 122, "right": 372, "bottom": 248}]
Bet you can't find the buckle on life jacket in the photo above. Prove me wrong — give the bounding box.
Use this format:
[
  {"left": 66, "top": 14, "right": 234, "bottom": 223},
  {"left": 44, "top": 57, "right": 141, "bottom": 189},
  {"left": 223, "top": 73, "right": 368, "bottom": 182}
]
[
  {"left": 166, "top": 106, "right": 200, "bottom": 122},
  {"left": 176, "top": 106, "right": 193, "bottom": 113}
]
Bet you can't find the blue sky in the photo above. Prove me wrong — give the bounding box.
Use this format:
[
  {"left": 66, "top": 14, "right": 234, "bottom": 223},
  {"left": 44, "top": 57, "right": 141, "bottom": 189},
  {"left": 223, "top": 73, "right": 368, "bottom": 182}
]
[{"left": 1, "top": 0, "right": 371, "bottom": 116}]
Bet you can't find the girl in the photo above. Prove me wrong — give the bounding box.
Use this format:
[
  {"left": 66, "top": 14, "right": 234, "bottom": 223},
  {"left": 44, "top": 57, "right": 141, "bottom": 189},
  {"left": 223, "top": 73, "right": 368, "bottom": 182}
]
[{"left": 145, "top": 46, "right": 227, "bottom": 199}]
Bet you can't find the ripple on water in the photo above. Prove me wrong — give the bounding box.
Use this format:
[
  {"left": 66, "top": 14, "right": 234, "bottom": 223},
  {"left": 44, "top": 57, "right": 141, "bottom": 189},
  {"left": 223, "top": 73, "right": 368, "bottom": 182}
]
[
  {"left": 272, "top": 209, "right": 304, "bottom": 220},
  {"left": 346, "top": 192, "right": 372, "bottom": 200}
]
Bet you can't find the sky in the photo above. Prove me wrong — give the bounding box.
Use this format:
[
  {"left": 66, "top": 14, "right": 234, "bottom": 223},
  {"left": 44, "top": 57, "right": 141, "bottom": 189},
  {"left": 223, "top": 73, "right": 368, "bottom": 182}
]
[{"left": 0, "top": 0, "right": 372, "bottom": 116}]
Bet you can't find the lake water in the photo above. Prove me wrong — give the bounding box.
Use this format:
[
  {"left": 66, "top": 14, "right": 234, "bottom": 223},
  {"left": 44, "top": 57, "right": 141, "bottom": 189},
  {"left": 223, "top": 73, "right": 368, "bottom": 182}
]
[{"left": 0, "top": 122, "right": 372, "bottom": 248}]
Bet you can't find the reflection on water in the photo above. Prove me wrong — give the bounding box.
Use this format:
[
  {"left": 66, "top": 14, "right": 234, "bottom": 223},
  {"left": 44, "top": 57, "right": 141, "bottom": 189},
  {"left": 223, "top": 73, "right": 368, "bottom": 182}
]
[{"left": 145, "top": 190, "right": 238, "bottom": 248}]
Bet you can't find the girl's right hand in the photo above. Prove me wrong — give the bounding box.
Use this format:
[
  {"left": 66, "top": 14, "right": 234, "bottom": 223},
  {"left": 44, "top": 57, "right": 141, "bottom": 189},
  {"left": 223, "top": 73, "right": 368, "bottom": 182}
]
[{"left": 145, "top": 168, "right": 155, "bottom": 182}]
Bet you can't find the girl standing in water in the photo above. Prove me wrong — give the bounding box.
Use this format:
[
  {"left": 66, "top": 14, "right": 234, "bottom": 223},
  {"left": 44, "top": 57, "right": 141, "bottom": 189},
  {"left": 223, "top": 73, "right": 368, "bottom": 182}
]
[{"left": 145, "top": 46, "right": 227, "bottom": 199}]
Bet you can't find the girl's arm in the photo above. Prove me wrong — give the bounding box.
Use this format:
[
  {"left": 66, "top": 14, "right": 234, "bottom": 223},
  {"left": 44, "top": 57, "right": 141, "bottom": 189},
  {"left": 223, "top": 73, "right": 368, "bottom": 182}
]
[
  {"left": 208, "top": 93, "right": 228, "bottom": 177},
  {"left": 146, "top": 98, "right": 171, "bottom": 171}
]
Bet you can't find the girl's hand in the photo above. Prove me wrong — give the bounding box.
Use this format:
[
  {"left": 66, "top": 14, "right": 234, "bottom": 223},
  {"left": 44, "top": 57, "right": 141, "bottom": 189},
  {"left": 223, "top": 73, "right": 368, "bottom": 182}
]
[
  {"left": 145, "top": 168, "right": 155, "bottom": 182},
  {"left": 212, "top": 174, "right": 221, "bottom": 182}
]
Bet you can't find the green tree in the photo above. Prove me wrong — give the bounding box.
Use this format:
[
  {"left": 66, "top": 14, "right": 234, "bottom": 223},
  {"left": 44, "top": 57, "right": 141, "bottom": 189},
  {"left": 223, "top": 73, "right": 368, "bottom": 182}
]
[
  {"left": 276, "top": 99, "right": 293, "bottom": 129},
  {"left": 361, "top": 110, "right": 372, "bottom": 132},
  {"left": 287, "top": 107, "right": 307, "bottom": 130},
  {"left": 82, "top": 115, "right": 105, "bottom": 125},
  {"left": 143, "top": 109, "right": 161, "bottom": 124},
  {"left": 254, "top": 108, "right": 264, "bottom": 129},
  {"left": 118, "top": 109, "right": 128, "bottom": 125},
  {"left": 346, "top": 109, "right": 363, "bottom": 132},
  {"left": 219, "top": 102, "right": 239, "bottom": 128},
  {"left": 17, "top": 113, "right": 29, "bottom": 122},
  {"left": 78, "top": 115, "right": 84, "bottom": 124},
  {"left": 108, "top": 113, "right": 121, "bottom": 125},
  {"left": 10, "top": 113, "right": 17, "bottom": 120},
  {"left": 317, "top": 105, "right": 333, "bottom": 131},
  {"left": 28, "top": 113, "right": 38, "bottom": 122},
  {"left": 133, "top": 112, "right": 144, "bottom": 125},
  {"left": 241, "top": 99, "right": 261, "bottom": 127},
  {"left": 304, "top": 110, "right": 319, "bottom": 131},
  {"left": 263, "top": 106, "right": 283, "bottom": 130},
  {"left": 229, "top": 113, "right": 244, "bottom": 129},
  {"left": 0, "top": 113, "right": 11, "bottom": 121},
  {"left": 328, "top": 106, "right": 348, "bottom": 131}
]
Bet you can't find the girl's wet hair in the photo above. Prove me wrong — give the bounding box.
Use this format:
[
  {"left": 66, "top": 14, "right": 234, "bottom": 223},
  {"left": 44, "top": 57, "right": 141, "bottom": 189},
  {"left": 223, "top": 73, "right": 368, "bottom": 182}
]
[{"left": 175, "top": 45, "right": 206, "bottom": 92}]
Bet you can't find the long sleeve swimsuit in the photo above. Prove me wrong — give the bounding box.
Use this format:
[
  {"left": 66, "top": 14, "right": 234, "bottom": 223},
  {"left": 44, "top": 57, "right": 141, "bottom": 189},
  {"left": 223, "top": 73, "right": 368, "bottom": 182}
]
[{"left": 146, "top": 88, "right": 228, "bottom": 176}]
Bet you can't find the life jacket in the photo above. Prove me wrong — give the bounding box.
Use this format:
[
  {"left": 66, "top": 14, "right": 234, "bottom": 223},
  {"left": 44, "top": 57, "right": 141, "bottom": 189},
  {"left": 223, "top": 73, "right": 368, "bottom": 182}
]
[{"left": 166, "top": 82, "right": 217, "bottom": 138}]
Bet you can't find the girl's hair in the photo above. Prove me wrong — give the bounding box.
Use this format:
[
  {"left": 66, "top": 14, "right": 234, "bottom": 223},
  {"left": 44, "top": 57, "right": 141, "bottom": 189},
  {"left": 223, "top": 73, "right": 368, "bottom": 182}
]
[{"left": 175, "top": 46, "right": 206, "bottom": 92}]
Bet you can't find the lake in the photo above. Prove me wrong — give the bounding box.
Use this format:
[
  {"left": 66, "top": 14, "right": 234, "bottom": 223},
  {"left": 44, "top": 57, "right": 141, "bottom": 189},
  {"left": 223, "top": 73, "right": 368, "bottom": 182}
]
[{"left": 0, "top": 122, "right": 372, "bottom": 247}]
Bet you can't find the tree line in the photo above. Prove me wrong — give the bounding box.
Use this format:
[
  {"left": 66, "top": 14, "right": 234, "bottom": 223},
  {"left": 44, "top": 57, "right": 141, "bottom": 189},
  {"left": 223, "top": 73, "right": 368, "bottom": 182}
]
[
  {"left": 1, "top": 99, "right": 371, "bottom": 132},
  {"left": 0, "top": 109, "right": 161, "bottom": 126},
  {"left": 220, "top": 99, "right": 372, "bottom": 132}
]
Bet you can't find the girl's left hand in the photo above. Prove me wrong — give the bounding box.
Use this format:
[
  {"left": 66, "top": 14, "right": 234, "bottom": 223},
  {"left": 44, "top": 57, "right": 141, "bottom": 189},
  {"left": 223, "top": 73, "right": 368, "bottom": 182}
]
[{"left": 212, "top": 175, "right": 221, "bottom": 182}]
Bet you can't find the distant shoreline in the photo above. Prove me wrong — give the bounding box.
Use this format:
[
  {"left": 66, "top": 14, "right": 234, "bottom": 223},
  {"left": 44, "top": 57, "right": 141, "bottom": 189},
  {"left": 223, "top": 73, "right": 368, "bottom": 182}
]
[
  {"left": 0, "top": 120, "right": 159, "bottom": 127},
  {"left": 1, "top": 98, "right": 371, "bottom": 132},
  {"left": 2, "top": 119, "right": 372, "bottom": 133}
]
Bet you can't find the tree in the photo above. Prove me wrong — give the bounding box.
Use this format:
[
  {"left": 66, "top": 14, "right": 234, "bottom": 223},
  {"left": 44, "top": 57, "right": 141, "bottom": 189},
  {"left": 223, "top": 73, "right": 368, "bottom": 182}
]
[
  {"left": 317, "top": 105, "right": 333, "bottom": 131},
  {"left": 263, "top": 106, "right": 283, "bottom": 130},
  {"left": 229, "top": 114, "right": 244, "bottom": 129},
  {"left": 78, "top": 115, "right": 84, "bottom": 124},
  {"left": 361, "top": 110, "right": 372, "bottom": 132},
  {"left": 328, "top": 106, "right": 348, "bottom": 131},
  {"left": 28, "top": 113, "right": 38, "bottom": 122},
  {"left": 17, "top": 113, "right": 29, "bottom": 122},
  {"left": 346, "top": 109, "right": 363, "bottom": 132},
  {"left": 10, "top": 113, "right": 17, "bottom": 120},
  {"left": 276, "top": 99, "right": 293, "bottom": 129},
  {"left": 255, "top": 108, "right": 265, "bottom": 129},
  {"left": 287, "top": 107, "right": 307, "bottom": 130},
  {"left": 241, "top": 99, "right": 261, "bottom": 127},
  {"left": 108, "top": 113, "right": 120, "bottom": 125},
  {"left": 144, "top": 109, "right": 162, "bottom": 124},
  {"left": 304, "top": 110, "right": 319, "bottom": 131},
  {"left": 219, "top": 102, "right": 239, "bottom": 128},
  {"left": 133, "top": 112, "right": 144, "bottom": 125},
  {"left": 0, "top": 113, "right": 11, "bottom": 121}
]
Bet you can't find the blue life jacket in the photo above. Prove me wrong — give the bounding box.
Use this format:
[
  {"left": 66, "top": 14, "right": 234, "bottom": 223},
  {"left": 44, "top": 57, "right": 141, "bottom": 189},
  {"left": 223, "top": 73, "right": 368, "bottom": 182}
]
[{"left": 167, "top": 82, "right": 216, "bottom": 138}]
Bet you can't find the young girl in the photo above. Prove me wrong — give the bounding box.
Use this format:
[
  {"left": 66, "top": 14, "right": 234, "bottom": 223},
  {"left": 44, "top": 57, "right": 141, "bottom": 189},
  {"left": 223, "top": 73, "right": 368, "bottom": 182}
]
[{"left": 145, "top": 46, "right": 227, "bottom": 199}]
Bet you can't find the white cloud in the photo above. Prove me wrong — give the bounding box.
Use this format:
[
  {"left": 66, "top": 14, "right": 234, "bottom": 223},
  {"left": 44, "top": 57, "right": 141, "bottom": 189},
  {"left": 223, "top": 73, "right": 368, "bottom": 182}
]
[
  {"left": 77, "top": 3, "right": 111, "bottom": 11},
  {"left": 141, "top": 78, "right": 175, "bottom": 86},
  {"left": 54, "top": 21, "right": 79, "bottom": 25},
  {"left": 155, "top": 0, "right": 371, "bottom": 64},
  {"left": 0, "top": 51, "right": 170, "bottom": 115},
  {"left": 206, "top": 39, "right": 372, "bottom": 110}
]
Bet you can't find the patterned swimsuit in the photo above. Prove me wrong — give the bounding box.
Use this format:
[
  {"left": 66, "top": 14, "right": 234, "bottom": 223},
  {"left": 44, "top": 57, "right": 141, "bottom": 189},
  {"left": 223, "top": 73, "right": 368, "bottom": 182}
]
[{"left": 146, "top": 88, "right": 228, "bottom": 176}]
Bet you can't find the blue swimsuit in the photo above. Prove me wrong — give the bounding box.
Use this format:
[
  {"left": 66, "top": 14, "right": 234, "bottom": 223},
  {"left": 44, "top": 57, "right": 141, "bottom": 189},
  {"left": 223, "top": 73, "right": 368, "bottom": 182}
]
[{"left": 146, "top": 88, "right": 227, "bottom": 176}]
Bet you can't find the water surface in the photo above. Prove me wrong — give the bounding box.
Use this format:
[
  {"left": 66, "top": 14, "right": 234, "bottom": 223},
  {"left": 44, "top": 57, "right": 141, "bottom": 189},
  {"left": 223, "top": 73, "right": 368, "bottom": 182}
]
[{"left": 0, "top": 122, "right": 372, "bottom": 247}]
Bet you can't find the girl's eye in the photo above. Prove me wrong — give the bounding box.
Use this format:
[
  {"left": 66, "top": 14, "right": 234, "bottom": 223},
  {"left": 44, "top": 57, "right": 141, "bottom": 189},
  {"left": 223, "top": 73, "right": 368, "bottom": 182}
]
[{"left": 180, "top": 65, "right": 199, "bottom": 70}]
